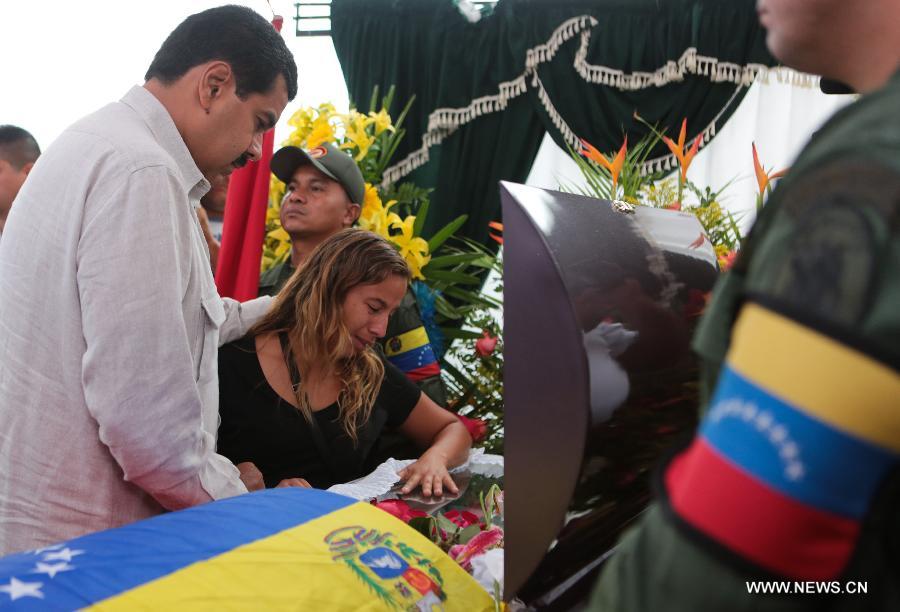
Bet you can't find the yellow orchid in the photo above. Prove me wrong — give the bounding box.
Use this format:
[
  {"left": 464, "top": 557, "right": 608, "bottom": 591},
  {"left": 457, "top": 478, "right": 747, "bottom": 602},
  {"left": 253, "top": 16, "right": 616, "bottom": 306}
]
[
  {"left": 266, "top": 174, "right": 285, "bottom": 214},
  {"left": 340, "top": 111, "right": 376, "bottom": 161},
  {"left": 267, "top": 227, "right": 292, "bottom": 256},
  {"left": 305, "top": 115, "right": 335, "bottom": 149},
  {"left": 389, "top": 215, "right": 431, "bottom": 280},
  {"left": 580, "top": 136, "right": 627, "bottom": 198},
  {"left": 359, "top": 186, "right": 401, "bottom": 239},
  {"left": 287, "top": 107, "right": 315, "bottom": 133},
  {"left": 368, "top": 108, "right": 395, "bottom": 136},
  {"left": 662, "top": 119, "right": 702, "bottom": 185}
]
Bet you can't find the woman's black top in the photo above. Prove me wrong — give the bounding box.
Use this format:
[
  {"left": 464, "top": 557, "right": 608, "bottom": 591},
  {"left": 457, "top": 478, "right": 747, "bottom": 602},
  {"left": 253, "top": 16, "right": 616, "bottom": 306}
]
[{"left": 217, "top": 336, "right": 421, "bottom": 489}]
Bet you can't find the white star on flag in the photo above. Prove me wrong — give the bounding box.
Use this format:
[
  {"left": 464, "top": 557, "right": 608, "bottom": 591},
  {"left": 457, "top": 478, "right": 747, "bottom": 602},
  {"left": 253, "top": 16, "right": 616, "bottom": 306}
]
[
  {"left": 42, "top": 547, "right": 85, "bottom": 563},
  {"left": 32, "top": 544, "right": 64, "bottom": 555},
  {"left": 0, "top": 577, "right": 44, "bottom": 601},
  {"left": 33, "top": 561, "right": 75, "bottom": 578}
]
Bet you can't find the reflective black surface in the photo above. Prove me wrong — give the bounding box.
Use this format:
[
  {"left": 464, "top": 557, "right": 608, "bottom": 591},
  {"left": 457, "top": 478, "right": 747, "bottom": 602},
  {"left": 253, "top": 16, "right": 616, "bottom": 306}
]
[{"left": 502, "top": 183, "right": 719, "bottom": 606}]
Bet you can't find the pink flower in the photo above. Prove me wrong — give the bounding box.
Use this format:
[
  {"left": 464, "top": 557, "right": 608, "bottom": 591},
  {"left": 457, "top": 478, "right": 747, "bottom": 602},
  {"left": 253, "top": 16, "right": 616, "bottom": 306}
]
[
  {"left": 475, "top": 331, "right": 498, "bottom": 357},
  {"left": 444, "top": 509, "right": 481, "bottom": 529},
  {"left": 374, "top": 499, "right": 427, "bottom": 523},
  {"left": 448, "top": 526, "right": 504, "bottom": 570},
  {"left": 456, "top": 414, "right": 488, "bottom": 442}
]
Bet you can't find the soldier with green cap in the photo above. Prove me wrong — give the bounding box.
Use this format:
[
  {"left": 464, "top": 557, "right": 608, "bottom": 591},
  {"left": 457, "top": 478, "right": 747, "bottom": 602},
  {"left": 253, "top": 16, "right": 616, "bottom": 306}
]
[{"left": 261, "top": 142, "right": 448, "bottom": 407}]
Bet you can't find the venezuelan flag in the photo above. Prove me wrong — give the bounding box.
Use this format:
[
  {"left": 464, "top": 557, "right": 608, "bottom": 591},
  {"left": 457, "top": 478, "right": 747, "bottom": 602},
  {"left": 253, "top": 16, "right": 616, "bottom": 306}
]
[
  {"left": 0, "top": 489, "right": 493, "bottom": 610},
  {"left": 665, "top": 301, "right": 900, "bottom": 580},
  {"left": 385, "top": 327, "right": 440, "bottom": 381}
]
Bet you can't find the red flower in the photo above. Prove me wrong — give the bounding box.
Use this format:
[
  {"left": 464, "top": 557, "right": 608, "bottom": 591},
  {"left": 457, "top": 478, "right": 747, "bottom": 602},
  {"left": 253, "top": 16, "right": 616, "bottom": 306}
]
[
  {"left": 456, "top": 414, "right": 488, "bottom": 442},
  {"left": 475, "top": 330, "right": 498, "bottom": 358},
  {"left": 374, "top": 500, "right": 427, "bottom": 523},
  {"left": 444, "top": 509, "right": 481, "bottom": 529}
]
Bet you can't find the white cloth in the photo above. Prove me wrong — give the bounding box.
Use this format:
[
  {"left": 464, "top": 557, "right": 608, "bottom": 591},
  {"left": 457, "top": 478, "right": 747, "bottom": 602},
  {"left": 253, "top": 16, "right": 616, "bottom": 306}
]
[
  {"left": 0, "top": 86, "right": 272, "bottom": 555},
  {"left": 327, "top": 449, "right": 504, "bottom": 500}
]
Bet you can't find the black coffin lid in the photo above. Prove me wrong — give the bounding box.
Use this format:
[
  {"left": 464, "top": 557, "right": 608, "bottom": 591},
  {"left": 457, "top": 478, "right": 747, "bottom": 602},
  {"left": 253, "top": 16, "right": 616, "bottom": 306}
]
[{"left": 502, "top": 182, "right": 718, "bottom": 606}]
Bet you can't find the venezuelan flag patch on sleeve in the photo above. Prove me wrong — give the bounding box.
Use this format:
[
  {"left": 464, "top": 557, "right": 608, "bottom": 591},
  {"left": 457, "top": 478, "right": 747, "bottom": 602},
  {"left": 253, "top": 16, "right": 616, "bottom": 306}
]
[
  {"left": 662, "top": 300, "right": 900, "bottom": 580},
  {"left": 0, "top": 489, "right": 494, "bottom": 611},
  {"left": 385, "top": 326, "right": 440, "bottom": 380}
]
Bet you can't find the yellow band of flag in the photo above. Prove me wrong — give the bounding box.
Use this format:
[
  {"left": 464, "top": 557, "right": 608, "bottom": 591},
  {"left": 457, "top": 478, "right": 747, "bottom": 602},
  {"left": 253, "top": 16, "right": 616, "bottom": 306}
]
[
  {"left": 384, "top": 326, "right": 430, "bottom": 357},
  {"left": 90, "top": 501, "right": 493, "bottom": 611},
  {"left": 728, "top": 302, "right": 900, "bottom": 453}
]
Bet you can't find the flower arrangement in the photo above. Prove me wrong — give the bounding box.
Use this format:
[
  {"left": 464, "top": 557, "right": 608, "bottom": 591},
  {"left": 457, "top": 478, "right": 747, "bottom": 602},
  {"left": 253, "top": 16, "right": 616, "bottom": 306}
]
[
  {"left": 373, "top": 481, "right": 505, "bottom": 597},
  {"left": 571, "top": 118, "right": 788, "bottom": 271}
]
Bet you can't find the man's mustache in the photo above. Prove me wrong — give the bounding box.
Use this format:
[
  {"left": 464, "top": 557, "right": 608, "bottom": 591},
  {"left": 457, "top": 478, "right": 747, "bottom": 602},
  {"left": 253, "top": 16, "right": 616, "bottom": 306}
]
[{"left": 231, "top": 153, "right": 251, "bottom": 169}]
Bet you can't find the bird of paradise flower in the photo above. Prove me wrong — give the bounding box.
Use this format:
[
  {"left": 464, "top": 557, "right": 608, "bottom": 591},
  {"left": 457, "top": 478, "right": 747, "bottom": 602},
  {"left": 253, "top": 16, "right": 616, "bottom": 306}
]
[{"left": 751, "top": 142, "right": 788, "bottom": 209}]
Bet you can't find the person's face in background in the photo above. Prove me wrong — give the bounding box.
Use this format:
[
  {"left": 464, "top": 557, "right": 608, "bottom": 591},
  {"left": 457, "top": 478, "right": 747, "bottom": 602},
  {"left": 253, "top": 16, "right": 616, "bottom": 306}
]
[
  {"left": 280, "top": 164, "right": 360, "bottom": 242},
  {"left": 200, "top": 172, "right": 230, "bottom": 217},
  {"left": 0, "top": 158, "right": 34, "bottom": 225},
  {"left": 340, "top": 274, "right": 407, "bottom": 354}
]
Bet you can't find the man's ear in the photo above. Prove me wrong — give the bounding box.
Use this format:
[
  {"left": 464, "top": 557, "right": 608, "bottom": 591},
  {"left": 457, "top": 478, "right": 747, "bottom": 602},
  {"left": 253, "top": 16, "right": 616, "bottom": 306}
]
[
  {"left": 198, "top": 61, "right": 234, "bottom": 113},
  {"left": 345, "top": 202, "right": 362, "bottom": 227},
  {"left": 21, "top": 161, "right": 35, "bottom": 177}
]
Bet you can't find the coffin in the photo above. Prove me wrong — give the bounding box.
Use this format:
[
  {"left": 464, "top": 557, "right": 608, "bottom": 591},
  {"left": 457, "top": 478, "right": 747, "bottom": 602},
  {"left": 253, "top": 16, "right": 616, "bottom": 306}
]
[{"left": 502, "top": 182, "right": 719, "bottom": 607}]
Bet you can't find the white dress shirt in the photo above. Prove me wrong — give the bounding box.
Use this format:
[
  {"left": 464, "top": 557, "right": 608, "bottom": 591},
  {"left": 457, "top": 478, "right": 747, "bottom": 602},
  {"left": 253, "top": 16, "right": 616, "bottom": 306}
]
[{"left": 0, "top": 86, "right": 271, "bottom": 554}]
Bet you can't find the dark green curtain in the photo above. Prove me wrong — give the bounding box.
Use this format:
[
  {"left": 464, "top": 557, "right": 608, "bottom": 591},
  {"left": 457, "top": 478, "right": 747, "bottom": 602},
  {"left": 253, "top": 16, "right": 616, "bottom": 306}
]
[{"left": 331, "top": 0, "right": 778, "bottom": 245}]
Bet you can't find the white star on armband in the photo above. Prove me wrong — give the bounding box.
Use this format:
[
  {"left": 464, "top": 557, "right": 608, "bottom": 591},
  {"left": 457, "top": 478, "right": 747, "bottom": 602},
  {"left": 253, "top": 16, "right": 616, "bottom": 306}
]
[
  {"left": 42, "top": 547, "right": 85, "bottom": 563},
  {"left": 0, "top": 577, "right": 44, "bottom": 601},
  {"left": 33, "top": 561, "right": 75, "bottom": 578}
]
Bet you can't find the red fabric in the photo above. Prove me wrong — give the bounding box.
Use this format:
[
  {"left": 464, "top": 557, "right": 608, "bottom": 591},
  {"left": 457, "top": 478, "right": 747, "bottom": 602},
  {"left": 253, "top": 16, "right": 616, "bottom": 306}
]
[
  {"left": 456, "top": 414, "right": 488, "bottom": 443},
  {"left": 214, "top": 128, "right": 275, "bottom": 300},
  {"left": 405, "top": 363, "right": 442, "bottom": 381},
  {"left": 665, "top": 438, "right": 859, "bottom": 580}
]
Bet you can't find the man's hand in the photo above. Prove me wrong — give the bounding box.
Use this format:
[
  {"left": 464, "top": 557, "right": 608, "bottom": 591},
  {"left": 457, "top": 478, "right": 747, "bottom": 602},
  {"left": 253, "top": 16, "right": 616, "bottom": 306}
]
[
  {"left": 276, "top": 477, "right": 312, "bottom": 488},
  {"left": 236, "top": 461, "right": 265, "bottom": 491}
]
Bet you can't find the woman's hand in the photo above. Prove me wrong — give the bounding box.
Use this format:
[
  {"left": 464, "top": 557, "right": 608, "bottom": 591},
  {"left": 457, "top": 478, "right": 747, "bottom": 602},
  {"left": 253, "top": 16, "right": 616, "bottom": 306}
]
[
  {"left": 236, "top": 461, "right": 265, "bottom": 492},
  {"left": 397, "top": 450, "right": 460, "bottom": 497},
  {"left": 276, "top": 477, "right": 312, "bottom": 488}
]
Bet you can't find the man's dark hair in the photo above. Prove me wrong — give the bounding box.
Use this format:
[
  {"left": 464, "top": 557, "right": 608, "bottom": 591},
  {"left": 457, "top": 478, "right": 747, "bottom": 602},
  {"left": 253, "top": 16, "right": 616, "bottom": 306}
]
[
  {"left": 145, "top": 5, "right": 298, "bottom": 101},
  {"left": 0, "top": 126, "right": 40, "bottom": 170}
]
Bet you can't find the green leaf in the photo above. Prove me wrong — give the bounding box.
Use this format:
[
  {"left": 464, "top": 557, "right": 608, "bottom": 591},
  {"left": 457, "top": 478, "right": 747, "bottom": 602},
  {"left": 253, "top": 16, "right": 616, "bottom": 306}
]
[
  {"left": 413, "top": 198, "right": 430, "bottom": 236},
  {"left": 367, "top": 85, "right": 379, "bottom": 114},
  {"left": 422, "top": 252, "right": 485, "bottom": 270},
  {"left": 440, "top": 286, "right": 500, "bottom": 309},
  {"left": 424, "top": 269, "right": 482, "bottom": 285},
  {"left": 408, "top": 516, "right": 438, "bottom": 542},
  {"left": 440, "top": 327, "right": 483, "bottom": 341},
  {"left": 458, "top": 524, "right": 482, "bottom": 545},
  {"left": 427, "top": 215, "right": 468, "bottom": 252},
  {"left": 433, "top": 295, "right": 463, "bottom": 319},
  {"left": 436, "top": 514, "right": 461, "bottom": 535}
]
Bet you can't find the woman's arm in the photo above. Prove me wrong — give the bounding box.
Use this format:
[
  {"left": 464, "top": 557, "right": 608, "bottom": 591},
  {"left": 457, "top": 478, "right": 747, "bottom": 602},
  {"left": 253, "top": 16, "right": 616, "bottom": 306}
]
[{"left": 396, "top": 392, "right": 472, "bottom": 497}]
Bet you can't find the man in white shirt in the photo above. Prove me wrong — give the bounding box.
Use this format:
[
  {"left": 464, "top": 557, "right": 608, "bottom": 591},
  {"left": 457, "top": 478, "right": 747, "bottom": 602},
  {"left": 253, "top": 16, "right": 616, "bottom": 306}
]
[{"left": 0, "top": 5, "right": 297, "bottom": 554}]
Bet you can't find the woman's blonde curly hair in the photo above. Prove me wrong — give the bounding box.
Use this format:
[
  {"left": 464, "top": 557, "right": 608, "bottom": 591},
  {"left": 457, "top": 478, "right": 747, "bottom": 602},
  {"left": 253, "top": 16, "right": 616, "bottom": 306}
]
[{"left": 250, "top": 228, "right": 410, "bottom": 444}]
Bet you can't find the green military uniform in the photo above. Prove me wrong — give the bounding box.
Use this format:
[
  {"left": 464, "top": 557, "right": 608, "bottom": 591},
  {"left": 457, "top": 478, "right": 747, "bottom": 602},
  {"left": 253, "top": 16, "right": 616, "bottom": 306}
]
[
  {"left": 591, "top": 70, "right": 900, "bottom": 611},
  {"left": 259, "top": 259, "right": 447, "bottom": 406}
]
